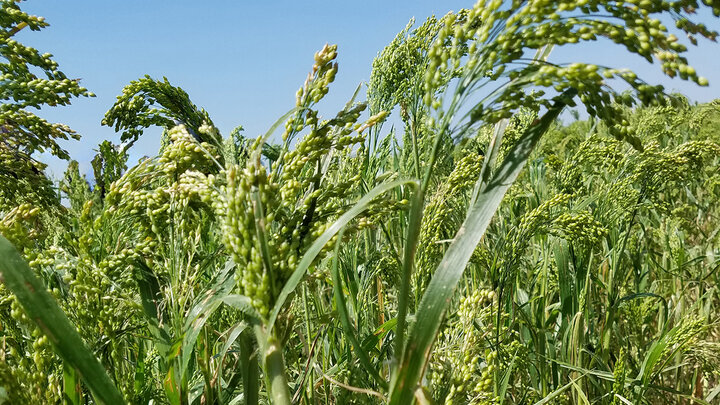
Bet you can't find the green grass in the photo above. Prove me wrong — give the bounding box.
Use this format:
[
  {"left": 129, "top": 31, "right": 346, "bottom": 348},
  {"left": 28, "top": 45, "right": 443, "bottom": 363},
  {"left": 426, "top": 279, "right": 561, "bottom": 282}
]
[{"left": 1, "top": 0, "right": 720, "bottom": 404}]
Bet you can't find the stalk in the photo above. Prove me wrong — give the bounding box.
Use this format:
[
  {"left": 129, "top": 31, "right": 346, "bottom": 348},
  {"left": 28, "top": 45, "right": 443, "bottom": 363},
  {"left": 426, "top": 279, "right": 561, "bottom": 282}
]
[
  {"left": 393, "top": 187, "right": 425, "bottom": 357},
  {"left": 393, "top": 94, "right": 459, "bottom": 362},
  {"left": 199, "top": 327, "right": 215, "bottom": 405},
  {"left": 301, "top": 286, "right": 315, "bottom": 402},
  {"left": 254, "top": 324, "right": 291, "bottom": 405},
  {"left": 262, "top": 335, "right": 292, "bottom": 405},
  {"left": 237, "top": 329, "right": 259, "bottom": 405}
]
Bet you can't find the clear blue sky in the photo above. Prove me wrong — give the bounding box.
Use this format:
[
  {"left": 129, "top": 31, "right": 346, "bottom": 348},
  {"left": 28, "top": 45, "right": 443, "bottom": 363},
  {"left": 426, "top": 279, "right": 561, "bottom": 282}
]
[{"left": 16, "top": 1, "right": 720, "bottom": 178}]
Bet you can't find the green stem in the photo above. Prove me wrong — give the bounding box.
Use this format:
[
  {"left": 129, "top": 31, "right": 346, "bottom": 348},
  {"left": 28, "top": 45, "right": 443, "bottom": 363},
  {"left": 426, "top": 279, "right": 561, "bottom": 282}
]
[
  {"left": 301, "top": 286, "right": 315, "bottom": 402},
  {"left": 393, "top": 187, "right": 424, "bottom": 358},
  {"left": 393, "top": 100, "right": 456, "bottom": 381},
  {"left": 199, "top": 327, "right": 215, "bottom": 405},
  {"left": 237, "top": 329, "right": 259, "bottom": 405},
  {"left": 254, "top": 324, "right": 290, "bottom": 405},
  {"left": 410, "top": 114, "right": 422, "bottom": 180},
  {"left": 331, "top": 229, "right": 387, "bottom": 388},
  {"left": 263, "top": 336, "right": 292, "bottom": 405}
]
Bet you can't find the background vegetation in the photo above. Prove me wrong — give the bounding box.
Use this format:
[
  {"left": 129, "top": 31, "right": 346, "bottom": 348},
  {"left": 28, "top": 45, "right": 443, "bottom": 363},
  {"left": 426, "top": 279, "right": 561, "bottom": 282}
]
[{"left": 1, "top": 0, "right": 720, "bottom": 403}]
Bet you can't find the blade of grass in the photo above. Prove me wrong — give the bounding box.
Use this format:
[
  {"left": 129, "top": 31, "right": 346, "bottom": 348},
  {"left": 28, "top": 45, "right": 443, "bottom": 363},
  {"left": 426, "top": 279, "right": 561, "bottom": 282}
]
[
  {"left": 133, "top": 258, "right": 172, "bottom": 357},
  {"left": 214, "top": 322, "right": 249, "bottom": 404},
  {"left": 63, "top": 362, "right": 81, "bottom": 405},
  {"left": 394, "top": 188, "right": 424, "bottom": 357},
  {"left": 268, "top": 178, "right": 419, "bottom": 332},
  {"left": 330, "top": 227, "right": 388, "bottom": 389},
  {"left": 533, "top": 373, "right": 587, "bottom": 405},
  {"left": 134, "top": 340, "right": 149, "bottom": 404},
  {"left": 389, "top": 90, "right": 576, "bottom": 404},
  {"left": 571, "top": 380, "right": 591, "bottom": 405},
  {"left": 498, "top": 348, "right": 518, "bottom": 401},
  {"left": 221, "top": 295, "right": 263, "bottom": 322},
  {"left": 179, "top": 260, "right": 236, "bottom": 379},
  {"left": 236, "top": 327, "right": 260, "bottom": 405},
  {"left": 0, "top": 235, "right": 125, "bottom": 405}
]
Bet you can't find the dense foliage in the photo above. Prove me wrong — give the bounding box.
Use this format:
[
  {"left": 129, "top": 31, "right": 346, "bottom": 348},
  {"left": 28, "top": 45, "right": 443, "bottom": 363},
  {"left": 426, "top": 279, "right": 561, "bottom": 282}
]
[{"left": 1, "top": 0, "right": 720, "bottom": 404}]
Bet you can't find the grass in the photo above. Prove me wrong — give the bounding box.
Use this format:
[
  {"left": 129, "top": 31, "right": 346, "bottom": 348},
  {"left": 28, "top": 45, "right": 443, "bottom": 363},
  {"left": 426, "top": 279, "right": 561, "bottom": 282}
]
[{"left": 1, "top": 0, "right": 720, "bottom": 404}]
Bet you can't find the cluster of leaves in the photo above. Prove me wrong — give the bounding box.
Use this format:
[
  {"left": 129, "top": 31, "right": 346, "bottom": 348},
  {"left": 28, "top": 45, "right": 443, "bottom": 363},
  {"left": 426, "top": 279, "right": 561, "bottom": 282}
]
[{"left": 1, "top": 0, "right": 720, "bottom": 404}]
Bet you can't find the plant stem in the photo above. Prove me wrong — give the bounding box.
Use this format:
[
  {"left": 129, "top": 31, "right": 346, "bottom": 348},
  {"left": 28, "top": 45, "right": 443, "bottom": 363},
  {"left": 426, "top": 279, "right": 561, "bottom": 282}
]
[
  {"left": 258, "top": 329, "right": 291, "bottom": 405},
  {"left": 394, "top": 186, "right": 424, "bottom": 358}
]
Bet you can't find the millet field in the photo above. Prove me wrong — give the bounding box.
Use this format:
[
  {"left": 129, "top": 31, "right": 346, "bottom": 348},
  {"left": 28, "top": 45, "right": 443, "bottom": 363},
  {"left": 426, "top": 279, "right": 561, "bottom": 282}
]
[{"left": 2, "top": 0, "right": 720, "bottom": 403}]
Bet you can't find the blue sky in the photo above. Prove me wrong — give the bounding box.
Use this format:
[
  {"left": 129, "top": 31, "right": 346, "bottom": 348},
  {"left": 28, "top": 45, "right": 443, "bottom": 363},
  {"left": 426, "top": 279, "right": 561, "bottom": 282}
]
[{"left": 16, "top": 1, "right": 720, "bottom": 178}]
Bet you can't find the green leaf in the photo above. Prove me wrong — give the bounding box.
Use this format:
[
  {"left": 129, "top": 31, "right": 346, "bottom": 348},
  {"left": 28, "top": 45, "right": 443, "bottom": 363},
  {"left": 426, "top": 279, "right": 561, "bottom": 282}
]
[
  {"left": 498, "top": 348, "right": 518, "bottom": 400},
  {"left": 62, "top": 362, "right": 81, "bottom": 405},
  {"left": 163, "top": 365, "right": 182, "bottom": 405},
  {"left": 0, "top": 235, "right": 125, "bottom": 405},
  {"left": 214, "top": 322, "right": 249, "bottom": 404},
  {"left": 554, "top": 239, "right": 574, "bottom": 319},
  {"left": 134, "top": 258, "right": 172, "bottom": 357},
  {"left": 238, "top": 327, "right": 260, "bottom": 405},
  {"left": 179, "top": 260, "right": 236, "bottom": 379},
  {"left": 330, "top": 227, "right": 387, "bottom": 389},
  {"left": 389, "top": 90, "right": 576, "bottom": 404},
  {"left": 360, "top": 317, "right": 398, "bottom": 353},
  {"left": 216, "top": 322, "right": 248, "bottom": 377},
  {"left": 221, "top": 295, "right": 263, "bottom": 322},
  {"left": 268, "top": 178, "right": 419, "bottom": 332},
  {"left": 533, "top": 373, "right": 587, "bottom": 405},
  {"left": 133, "top": 340, "right": 150, "bottom": 404}
]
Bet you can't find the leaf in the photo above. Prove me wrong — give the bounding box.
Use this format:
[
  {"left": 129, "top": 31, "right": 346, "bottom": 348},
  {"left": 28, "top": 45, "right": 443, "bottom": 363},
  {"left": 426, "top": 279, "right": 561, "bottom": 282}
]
[
  {"left": 238, "top": 327, "right": 260, "bottom": 405},
  {"left": 214, "top": 322, "right": 249, "bottom": 404},
  {"left": 216, "top": 322, "right": 248, "bottom": 372},
  {"left": 614, "top": 292, "right": 666, "bottom": 310},
  {"left": 268, "top": 178, "right": 419, "bottom": 332},
  {"left": 613, "top": 394, "right": 634, "bottom": 405},
  {"left": 179, "top": 260, "right": 236, "bottom": 379},
  {"left": 360, "top": 317, "right": 398, "bottom": 353},
  {"left": 533, "top": 373, "right": 587, "bottom": 405},
  {"left": 0, "top": 235, "right": 125, "bottom": 405},
  {"left": 164, "top": 365, "right": 182, "bottom": 405},
  {"left": 637, "top": 316, "right": 704, "bottom": 391},
  {"left": 134, "top": 341, "right": 150, "bottom": 404},
  {"left": 571, "top": 380, "right": 591, "bottom": 405},
  {"left": 551, "top": 360, "right": 616, "bottom": 381},
  {"left": 389, "top": 90, "right": 577, "bottom": 404},
  {"left": 221, "top": 295, "right": 263, "bottom": 322},
  {"left": 554, "top": 239, "right": 574, "bottom": 319},
  {"left": 134, "top": 258, "right": 172, "bottom": 357},
  {"left": 330, "top": 227, "right": 387, "bottom": 389},
  {"left": 706, "top": 383, "right": 720, "bottom": 402},
  {"left": 498, "top": 348, "right": 518, "bottom": 400},
  {"left": 62, "top": 362, "right": 81, "bottom": 405},
  {"left": 254, "top": 106, "right": 300, "bottom": 162}
]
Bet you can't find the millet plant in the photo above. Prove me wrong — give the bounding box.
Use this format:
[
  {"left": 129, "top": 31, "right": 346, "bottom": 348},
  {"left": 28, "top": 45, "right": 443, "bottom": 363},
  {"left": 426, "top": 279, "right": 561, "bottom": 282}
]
[{"left": 1, "top": 0, "right": 720, "bottom": 404}]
